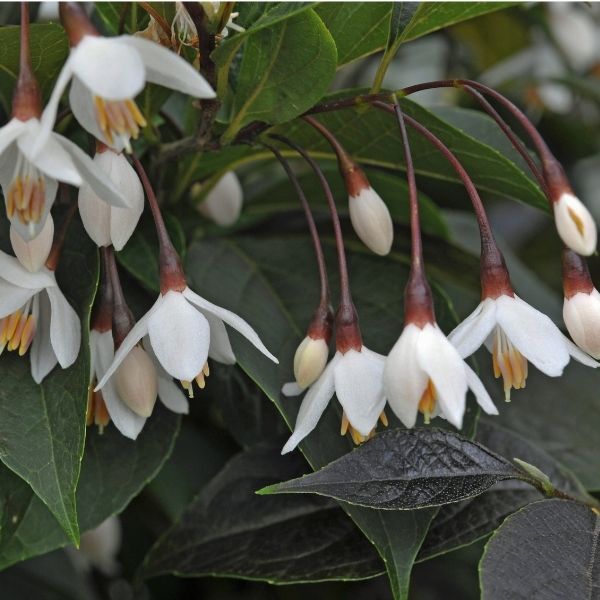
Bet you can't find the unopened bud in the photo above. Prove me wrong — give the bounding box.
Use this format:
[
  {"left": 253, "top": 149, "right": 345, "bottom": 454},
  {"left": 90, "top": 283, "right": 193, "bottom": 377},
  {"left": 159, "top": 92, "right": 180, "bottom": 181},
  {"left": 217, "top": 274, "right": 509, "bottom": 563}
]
[
  {"left": 197, "top": 171, "right": 243, "bottom": 227},
  {"left": 563, "top": 290, "right": 600, "bottom": 359},
  {"left": 10, "top": 215, "right": 53, "bottom": 272},
  {"left": 114, "top": 345, "right": 158, "bottom": 417},
  {"left": 293, "top": 335, "right": 329, "bottom": 389},
  {"left": 553, "top": 192, "right": 597, "bottom": 256}
]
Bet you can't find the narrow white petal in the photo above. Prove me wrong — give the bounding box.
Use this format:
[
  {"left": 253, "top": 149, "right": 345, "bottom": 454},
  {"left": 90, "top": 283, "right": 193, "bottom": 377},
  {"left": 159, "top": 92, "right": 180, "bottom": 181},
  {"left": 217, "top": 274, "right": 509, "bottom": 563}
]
[
  {"left": 0, "top": 279, "right": 37, "bottom": 318},
  {"left": 198, "top": 172, "right": 243, "bottom": 226},
  {"left": 448, "top": 298, "right": 497, "bottom": 358},
  {"left": 465, "top": 364, "right": 498, "bottom": 415},
  {"left": 78, "top": 184, "right": 112, "bottom": 247},
  {"left": 30, "top": 292, "right": 57, "bottom": 383},
  {"left": 496, "top": 295, "right": 569, "bottom": 377},
  {"left": 182, "top": 287, "right": 278, "bottom": 363},
  {"left": 282, "top": 382, "right": 303, "bottom": 397},
  {"left": 46, "top": 286, "right": 81, "bottom": 368},
  {"left": 563, "top": 334, "right": 599, "bottom": 368},
  {"left": 200, "top": 310, "right": 236, "bottom": 364},
  {"left": 158, "top": 376, "right": 189, "bottom": 414},
  {"left": 334, "top": 348, "right": 386, "bottom": 437},
  {"left": 116, "top": 36, "right": 215, "bottom": 98},
  {"left": 10, "top": 215, "right": 54, "bottom": 272},
  {"left": 0, "top": 118, "right": 27, "bottom": 157},
  {"left": 148, "top": 292, "right": 210, "bottom": 381},
  {"left": 563, "top": 291, "right": 600, "bottom": 359},
  {"left": 0, "top": 252, "right": 55, "bottom": 289}
]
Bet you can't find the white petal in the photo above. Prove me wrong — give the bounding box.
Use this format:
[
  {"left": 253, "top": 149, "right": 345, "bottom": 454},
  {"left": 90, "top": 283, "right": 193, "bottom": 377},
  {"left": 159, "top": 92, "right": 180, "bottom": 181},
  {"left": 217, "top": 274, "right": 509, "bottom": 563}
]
[
  {"left": 384, "top": 324, "right": 428, "bottom": 429},
  {"left": 46, "top": 285, "right": 81, "bottom": 368},
  {"left": 496, "top": 295, "right": 569, "bottom": 377},
  {"left": 563, "top": 290, "right": 600, "bottom": 359},
  {"left": 0, "top": 118, "right": 27, "bottom": 157},
  {"left": 0, "top": 251, "right": 55, "bottom": 289},
  {"left": 70, "top": 36, "right": 146, "bottom": 100},
  {"left": 10, "top": 215, "right": 54, "bottom": 272},
  {"left": 553, "top": 192, "right": 597, "bottom": 256},
  {"left": 465, "top": 364, "right": 498, "bottom": 415},
  {"left": 201, "top": 310, "right": 236, "bottom": 364},
  {"left": 281, "top": 356, "right": 338, "bottom": 454},
  {"left": 334, "top": 347, "right": 386, "bottom": 437},
  {"left": 116, "top": 36, "right": 215, "bottom": 98},
  {"left": 182, "top": 287, "right": 278, "bottom": 363},
  {"left": 563, "top": 334, "right": 599, "bottom": 368},
  {"left": 198, "top": 171, "right": 243, "bottom": 226},
  {"left": 417, "top": 324, "right": 468, "bottom": 430},
  {"left": 147, "top": 291, "right": 210, "bottom": 381},
  {"left": 30, "top": 292, "right": 57, "bottom": 383},
  {"left": 78, "top": 183, "right": 112, "bottom": 247},
  {"left": 0, "top": 279, "right": 37, "bottom": 318},
  {"left": 448, "top": 298, "right": 497, "bottom": 358},
  {"left": 282, "top": 382, "right": 303, "bottom": 397},
  {"left": 158, "top": 376, "right": 189, "bottom": 414}
]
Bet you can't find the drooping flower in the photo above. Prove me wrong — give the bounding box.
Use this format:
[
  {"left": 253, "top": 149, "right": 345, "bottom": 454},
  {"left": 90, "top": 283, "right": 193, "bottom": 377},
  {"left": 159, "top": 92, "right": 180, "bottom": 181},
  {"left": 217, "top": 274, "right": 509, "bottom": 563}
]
[
  {"left": 552, "top": 192, "right": 597, "bottom": 256},
  {"left": 70, "top": 516, "right": 122, "bottom": 576},
  {"left": 39, "top": 3, "right": 215, "bottom": 154},
  {"left": 78, "top": 145, "right": 144, "bottom": 250},
  {"left": 10, "top": 214, "right": 53, "bottom": 272},
  {"left": 197, "top": 171, "right": 244, "bottom": 227}
]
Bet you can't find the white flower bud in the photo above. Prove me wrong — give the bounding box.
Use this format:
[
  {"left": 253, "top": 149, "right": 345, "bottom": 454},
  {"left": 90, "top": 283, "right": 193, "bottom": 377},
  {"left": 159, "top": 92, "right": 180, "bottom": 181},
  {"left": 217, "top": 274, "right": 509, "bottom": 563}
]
[
  {"left": 553, "top": 192, "right": 597, "bottom": 256},
  {"left": 114, "top": 345, "right": 158, "bottom": 417},
  {"left": 563, "top": 289, "right": 600, "bottom": 359},
  {"left": 78, "top": 150, "right": 144, "bottom": 251},
  {"left": 293, "top": 336, "right": 329, "bottom": 389},
  {"left": 197, "top": 171, "right": 243, "bottom": 227},
  {"left": 10, "top": 215, "right": 53, "bottom": 272},
  {"left": 348, "top": 187, "right": 393, "bottom": 256},
  {"left": 77, "top": 516, "right": 122, "bottom": 576}
]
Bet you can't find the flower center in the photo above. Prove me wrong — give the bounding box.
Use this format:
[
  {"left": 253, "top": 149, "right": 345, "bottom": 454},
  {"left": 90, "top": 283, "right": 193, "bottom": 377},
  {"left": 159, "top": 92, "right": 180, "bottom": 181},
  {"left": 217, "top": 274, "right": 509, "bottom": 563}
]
[
  {"left": 180, "top": 362, "right": 210, "bottom": 398},
  {"left": 418, "top": 379, "right": 437, "bottom": 424},
  {"left": 93, "top": 96, "right": 147, "bottom": 152},
  {"left": 491, "top": 326, "right": 528, "bottom": 401},
  {"left": 340, "top": 411, "right": 388, "bottom": 445},
  {"left": 7, "top": 153, "right": 45, "bottom": 230},
  {"left": 86, "top": 384, "right": 110, "bottom": 433},
  {"left": 0, "top": 297, "right": 36, "bottom": 356}
]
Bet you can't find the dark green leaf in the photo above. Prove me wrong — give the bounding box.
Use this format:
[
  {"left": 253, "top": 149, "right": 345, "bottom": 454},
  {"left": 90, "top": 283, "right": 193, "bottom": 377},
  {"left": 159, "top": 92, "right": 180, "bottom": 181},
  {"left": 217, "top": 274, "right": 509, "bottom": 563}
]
[
  {"left": 94, "top": 2, "right": 152, "bottom": 35},
  {"left": 480, "top": 499, "right": 600, "bottom": 600},
  {"left": 140, "top": 446, "right": 383, "bottom": 583}
]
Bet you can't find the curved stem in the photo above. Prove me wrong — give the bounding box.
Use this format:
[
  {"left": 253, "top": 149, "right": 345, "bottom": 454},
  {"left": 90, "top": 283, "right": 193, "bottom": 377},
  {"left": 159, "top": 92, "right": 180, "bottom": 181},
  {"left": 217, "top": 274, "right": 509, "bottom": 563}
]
[
  {"left": 302, "top": 115, "right": 353, "bottom": 171},
  {"left": 105, "top": 245, "right": 135, "bottom": 347},
  {"left": 19, "top": 3, "right": 30, "bottom": 75}
]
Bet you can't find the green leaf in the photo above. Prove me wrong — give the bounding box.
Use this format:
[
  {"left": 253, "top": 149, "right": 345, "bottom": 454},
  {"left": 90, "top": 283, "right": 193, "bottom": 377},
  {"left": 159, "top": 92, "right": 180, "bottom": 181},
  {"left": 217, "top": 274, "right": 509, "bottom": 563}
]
[
  {"left": 94, "top": 2, "right": 152, "bottom": 35},
  {"left": 222, "top": 9, "right": 337, "bottom": 141},
  {"left": 0, "top": 405, "right": 179, "bottom": 569},
  {"left": 0, "top": 220, "right": 97, "bottom": 544},
  {"left": 315, "top": 3, "right": 392, "bottom": 65},
  {"left": 0, "top": 24, "right": 68, "bottom": 111},
  {"left": 140, "top": 446, "right": 383, "bottom": 583},
  {"left": 480, "top": 499, "right": 600, "bottom": 599}
]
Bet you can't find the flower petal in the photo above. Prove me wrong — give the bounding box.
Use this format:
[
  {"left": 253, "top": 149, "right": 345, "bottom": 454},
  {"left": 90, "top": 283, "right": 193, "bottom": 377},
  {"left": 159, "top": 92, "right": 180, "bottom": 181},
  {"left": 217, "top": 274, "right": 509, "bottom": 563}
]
[
  {"left": 281, "top": 356, "right": 338, "bottom": 454},
  {"left": 464, "top": 364, "right": 498, "bottom": 415},
  {"left": 0, "top": 252, "right": 55, "bottom": 289},
  {"left": 562, "top": 334, "right": 599, "bottom": 368},
  {"left": 384, "top": 324, "right": 428, "bottom": 429},
  {"left": 496, "top": 295, "right": 570, "bottom": 377},
  {"left": 448, "top": 298, "right": 497, "bottom": 358},
  {"left": 69, "top": 77, "right": 116, "bottom": 147},
  {"left": 46, "top": 285, "right": 81, "bottom": 368},
  {"left": 198, "top": 171, "right": 243, "bottom": 226},
  {"left": 0, "top": 118, "right": 27, "bottom": 157},
  {"left": 198, "top": 310, "right": 236, "bottom": 364},
  {"left": 0, "top": 279, "right": 37, "bottom": 318},
  {"left": 148, "top": 291, "right": 210, "bottom": 381},
  {"left": 334, "top": 347, "right": 386, "bottom": 437},
  {"left": 158, "top": 376, "right": 189, "bottom": 414},
  {"left": 116, "top": 36, "right": 215, "bottom": 98},
  {"left": 30, "top": 292, "right": 57, "bottom": 383},
  {"left": 182, "top": 287, "right": 278, "bottom": 363},
  {"left": 78, "top": 182, "right": 112, "bottom": 247},
  {"left": 282, "top": 382, "right": 303, "bottom": 397}
]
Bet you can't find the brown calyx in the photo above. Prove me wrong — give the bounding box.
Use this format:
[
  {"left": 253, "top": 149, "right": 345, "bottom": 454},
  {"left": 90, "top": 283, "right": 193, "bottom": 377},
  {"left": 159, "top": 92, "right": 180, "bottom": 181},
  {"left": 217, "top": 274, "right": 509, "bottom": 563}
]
[
  {"left": 306, "top": 303, "right": 334, "bottom": 345},
  {"left": 562, "top": 248, "right": 594, "bottom": 299},
  {"left": 480, "top": 241, "right": 514, "bottom": 300},
  {"left": 341, "top": 160, "right": 371, "bottom": 198},
  {"left": 335, "top": 302, "right": 363, "bottom": 353},
  {"left": 59, "top": 2, "right": 99, "bottom": 47},
  {"left": 404, "top": 267, "right": 435, "bottom": 327}
]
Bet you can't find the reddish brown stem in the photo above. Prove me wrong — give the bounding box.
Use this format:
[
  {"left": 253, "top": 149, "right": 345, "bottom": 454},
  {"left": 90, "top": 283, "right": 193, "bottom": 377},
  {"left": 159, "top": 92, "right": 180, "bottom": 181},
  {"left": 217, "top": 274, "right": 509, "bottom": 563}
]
[
  {"left": 45, "top": 197, "right": 78, "bottom": 271},
  {"left": 59, "top": 2, "right": 99, "bottom": 46},
  {"left": 105, "top": 245, "right": 135, "bottom": 348}
]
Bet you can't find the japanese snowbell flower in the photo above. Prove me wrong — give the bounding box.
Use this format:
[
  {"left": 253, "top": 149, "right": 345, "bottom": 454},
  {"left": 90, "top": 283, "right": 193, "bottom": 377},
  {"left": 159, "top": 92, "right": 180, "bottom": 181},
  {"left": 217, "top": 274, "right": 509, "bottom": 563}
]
[
  {"left": 553, "top": 192, "right": 597, "bottom": 256},
  {"left": 197, "top": 171, "right": 244, "bottom": 227},
  {"left": 39, "top": 2, "right": 215, "bottom": 154}
]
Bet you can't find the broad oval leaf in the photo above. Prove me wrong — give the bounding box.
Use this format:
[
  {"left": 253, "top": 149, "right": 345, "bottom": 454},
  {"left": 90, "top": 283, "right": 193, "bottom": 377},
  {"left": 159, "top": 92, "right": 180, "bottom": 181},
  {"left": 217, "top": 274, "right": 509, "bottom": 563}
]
[
  {"left": 259, "top": 428, "right": 527, "bottom": 510},
  {"left": 480, "top": 499, "right": 600, "bottom": 600}
]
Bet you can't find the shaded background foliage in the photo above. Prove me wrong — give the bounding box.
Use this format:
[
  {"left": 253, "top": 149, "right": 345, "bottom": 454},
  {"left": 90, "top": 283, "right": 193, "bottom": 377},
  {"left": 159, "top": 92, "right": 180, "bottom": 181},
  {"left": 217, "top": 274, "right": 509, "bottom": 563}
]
[{"left": 0, "top": 2, "right": 599, "bottom": 599}]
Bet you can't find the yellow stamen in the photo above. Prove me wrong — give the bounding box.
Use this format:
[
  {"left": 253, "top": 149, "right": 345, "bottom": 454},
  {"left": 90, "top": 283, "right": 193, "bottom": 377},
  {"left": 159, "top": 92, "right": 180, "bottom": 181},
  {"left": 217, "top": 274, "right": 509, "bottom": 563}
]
[
  {"left": 340, "top": 410, "right": 387, "bottom": 445},
  {"left": 491, "top": 326, "right": 528, "bottom": 401},
  {"left": 0, "top": 299, "right": 37, "bottom": 357},
  {"left": 418, "top": 379, "right": 437, "bottom": 424},
  {"left": 180, "top": 362, "right": 211, "bottom": 399},
  {"left": 93, "top": 96, "right": 147, "bottom": 152},
  {"left": 86, "top": 384, "right": 110, "bottom": 433},
  {"left": 5, "top": 171, "right": 45, "bottom": 227}
]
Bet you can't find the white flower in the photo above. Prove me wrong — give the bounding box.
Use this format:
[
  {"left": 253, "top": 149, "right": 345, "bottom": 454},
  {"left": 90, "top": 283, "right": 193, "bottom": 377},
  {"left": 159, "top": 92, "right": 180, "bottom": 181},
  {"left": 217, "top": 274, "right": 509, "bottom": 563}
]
[
  {"left": 384, "top": 322, "right": 497, "bottom": 429},
  {"left": 10, "top": 214, "right": 53, "bottom": 272},
  {"left": 449, "top": 294, "right": 598, "bottom": 400},
  {"left": 0, "top": 252, "right": 80, "bottom": 383},
  {"left": 90, "top": 330, "right": 188, "bottom": 440},
  {"left": 563, "top": 289, "right": 600, "bottom": 359},
  {"left": 281, "top": 346, "right": 387, "bottom": 453},
  {"left": 70, "top": 516, "right": 122, "bottom": 576},
  {"left": 197, "top": 171, "right": 243, "bottom": 227},
  {"left": 78, "top": 149, "right": 144, "bottom": 250},
  {"left": 96, "top": 287, "right": 277, "bottom": 396},
  {"left": 41, "top": 32, "right": 215, "bottom": 153},
  {"left": 292, "top": 335, "right": 329, "bottom": 390},
  {"left": 553, "top": 192, "right": 597, "bottom": 256},
  {"left": 0, "top": 116, "right": 129, "bottom": 240},
  {"left": 348, "top": 186, "right": 393, "bottom": 256}
]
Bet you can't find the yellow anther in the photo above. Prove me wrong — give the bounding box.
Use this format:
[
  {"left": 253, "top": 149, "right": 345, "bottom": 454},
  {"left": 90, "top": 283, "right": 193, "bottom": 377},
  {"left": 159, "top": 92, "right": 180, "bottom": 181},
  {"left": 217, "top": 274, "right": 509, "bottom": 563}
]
[
  {"left": 86, "top": 385, "right": 110, "bottom": 433},
  {"left": 418, "top": 379, "right": 437, "bottom": 424},
  {"left": 181, "top": 379, "right": 194, "bottom": 398},
  {"left": 93, "top": 96, "right": 147, "bottom": 151},
  {"left": 491, "top": 327, "right": 528, "bottom": 402},
  {"left": 341, "top": 410, "right": 386, "bottom": 445}
]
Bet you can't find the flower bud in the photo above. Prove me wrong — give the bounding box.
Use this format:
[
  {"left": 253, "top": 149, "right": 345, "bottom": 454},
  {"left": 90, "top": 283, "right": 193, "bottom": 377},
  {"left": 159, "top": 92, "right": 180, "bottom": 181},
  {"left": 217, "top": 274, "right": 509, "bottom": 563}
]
[
  {"left": 10, "top": 215, "right": 53, "bottom": 272},
  {"left": 293, "top": 335, "right": 329, "bottom": 389},
  {"left": 563, "top": 290, "right": 600, "bottom": 359},
  {"left": 114, "top": 345, "right": 158, "bottom": 417},
  {"left": 77, "top": 516, "right": 121, "bottom": 575},
  {"left": 553, "top": 192, "right": 597, "bottom": 256},
  {"left": 197, "top": 171, "right": 243, "bottom": 227}
]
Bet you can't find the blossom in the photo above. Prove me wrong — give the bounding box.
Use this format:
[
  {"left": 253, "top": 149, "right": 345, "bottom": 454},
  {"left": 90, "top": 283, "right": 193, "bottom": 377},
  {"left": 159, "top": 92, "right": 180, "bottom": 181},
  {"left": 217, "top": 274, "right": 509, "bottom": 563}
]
[
  {"left": 0, "top": 252, "right": 80, "bottom": 383},
  {"left": 292, "top": 335, "right": 329, "bottom": 390},
  {"left": 384, "top": 322, "right": 497, "bottom": 429},
  {"left": 0, "top": 116, "right": 129, "bottom": 240},
  {"left": 553, "top": 192, "right": 597, "bottom": 256},
  {"left": 563, "top": 289, "right": 600, "bottom": 359},
  {"left": 78, "top": 147, "right": 144, "bottom": 250},
  {"left": 69, "top": 516, "right": 122, "bottom": 576},
  {"left": 96, "top": 287, "right": 277, "bottom": 397},
  {"left": 281, "top": 346, "right": 387, "bottom": 453},
  {"left": 197, "top": 171, "right": 244, "bottom": 227},
  {"left": 10, "top": 214, "right": 53, "bottom": 272},
  {"left": 448, "top": 294, "right": 598, "bottom": 400}
]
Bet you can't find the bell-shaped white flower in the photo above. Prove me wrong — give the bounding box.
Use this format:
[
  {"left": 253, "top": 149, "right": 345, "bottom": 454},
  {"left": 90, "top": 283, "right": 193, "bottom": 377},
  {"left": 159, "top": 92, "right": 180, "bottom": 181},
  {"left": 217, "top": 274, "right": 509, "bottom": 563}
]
[
  {"left": 10, "top": 214, "right": 53, "bottom": 272},
  {"left": 197, "top": 171, "right": 243, "bottom": 227},
  {"left": 385, "top": 322, "right": 497, "bottom": 429},
  {"left": 90, "top": 330, "right": 188, "bottom": 440},
  {"left": 281, "top": 346, "right": 387, "bottom": 453},
  {"left": 292, "top": 335, "right": 329, "bottom": 390},
  {"left": 348, "top": 185, "right": 394, "bottom": 256},
  {"left": 553, "top": 192, "right": 597, "bottom": 256},
  {"left": 0, "top": 252, "right": 80, "bottom": 383},
  {"left": 41, "top": 25, "right": 215, "bottom": 153},
  {"left": 78, "top": 148, "right": 144, "bottom": 250},
  {"left": 563, "top": 289, "right": 600, "bottom": 359},
  {"left": 96, "top": 287, "right": 277, "bottom": 397},
  {"left": 0, "top": 117, "right": 130, "bottom": 240},
  {"left": 449, "top": 294, "right": 598, "bottom": 400}
]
